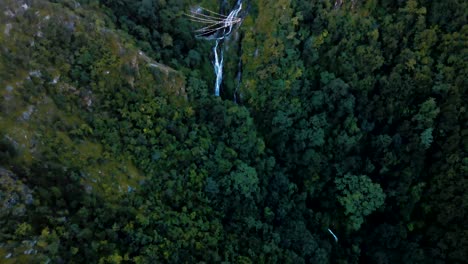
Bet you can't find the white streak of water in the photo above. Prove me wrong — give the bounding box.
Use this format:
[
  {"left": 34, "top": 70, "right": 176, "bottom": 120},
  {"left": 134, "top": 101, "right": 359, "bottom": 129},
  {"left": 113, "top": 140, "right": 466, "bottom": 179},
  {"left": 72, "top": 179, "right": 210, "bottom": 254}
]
[
  {"left": 213, "top": 40, "right": 224, "bottom": 96},
  {"left": 211, "top": 0, "right": 242, "bottom": 96},
  {"left": 328, "top": 228, "right": 338, "bottom": 243}
]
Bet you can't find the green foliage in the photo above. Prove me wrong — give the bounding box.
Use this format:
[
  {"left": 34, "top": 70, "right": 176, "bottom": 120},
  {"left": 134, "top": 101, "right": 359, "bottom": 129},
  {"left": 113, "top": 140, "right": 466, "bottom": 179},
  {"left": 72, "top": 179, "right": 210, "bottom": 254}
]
[
  {"left": 228, "top": 161, "right": 259, "bottom": 199},
  {"left": 412, "top": 98, "right": 440, "bottom": 129},
  {"left": 335, "top": 174, "right": 386, "bottom": 230},
  {"left": 420, "top": 128, "right": 434, "bottom": 149},
  {"left": 0, "top": 0, "right": 466, "bottom": 263}
]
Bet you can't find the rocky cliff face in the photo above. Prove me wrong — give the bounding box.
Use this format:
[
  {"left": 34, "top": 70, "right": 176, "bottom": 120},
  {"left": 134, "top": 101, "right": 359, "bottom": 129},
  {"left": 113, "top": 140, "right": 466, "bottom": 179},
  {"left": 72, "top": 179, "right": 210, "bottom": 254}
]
[{"left": 0, "top": 167, "right": 33, "bottom": 218}]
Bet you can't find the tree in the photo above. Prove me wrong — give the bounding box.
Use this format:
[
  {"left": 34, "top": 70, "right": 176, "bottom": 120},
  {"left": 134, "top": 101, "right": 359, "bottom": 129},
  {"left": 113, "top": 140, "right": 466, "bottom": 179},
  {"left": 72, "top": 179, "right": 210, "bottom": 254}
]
[{"left": 335, "top": 174, "right": 386, "bottom": 230}]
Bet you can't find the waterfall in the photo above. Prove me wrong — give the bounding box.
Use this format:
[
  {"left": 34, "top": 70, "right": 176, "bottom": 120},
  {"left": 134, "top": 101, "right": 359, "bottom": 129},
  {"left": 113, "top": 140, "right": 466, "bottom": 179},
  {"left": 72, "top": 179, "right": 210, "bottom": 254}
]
[
  {"left": 213, "top": 40, "right": 224, "bottom": 97},
  {"left": 189, "top": 0, "right": 244, "bottom": 97},
  {"left": 211, "top": 0, "right": 242, "bottom": 96}
]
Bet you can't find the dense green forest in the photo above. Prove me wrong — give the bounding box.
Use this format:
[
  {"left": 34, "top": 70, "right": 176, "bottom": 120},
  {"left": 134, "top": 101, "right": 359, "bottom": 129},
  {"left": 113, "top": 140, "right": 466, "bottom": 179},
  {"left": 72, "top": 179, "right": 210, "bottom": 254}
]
[{"left": 0, "top": 0, "right": 466, "bottom": 263}]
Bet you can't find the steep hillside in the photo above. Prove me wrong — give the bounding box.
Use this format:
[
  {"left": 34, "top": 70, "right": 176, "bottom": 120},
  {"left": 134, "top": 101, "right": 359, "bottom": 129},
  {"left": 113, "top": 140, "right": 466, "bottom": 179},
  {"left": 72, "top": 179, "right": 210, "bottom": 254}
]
[
  {"left": 1, "top": 0, "right": 466, "bottom": 263},
  {"left": 0, "top": 1, "right": 185, "bottom": 262}
]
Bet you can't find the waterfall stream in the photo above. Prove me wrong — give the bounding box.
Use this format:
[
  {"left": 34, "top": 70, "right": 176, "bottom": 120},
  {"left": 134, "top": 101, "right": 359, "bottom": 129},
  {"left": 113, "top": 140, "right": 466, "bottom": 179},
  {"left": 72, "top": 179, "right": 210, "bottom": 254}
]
[
  {"left": 212, "top": 0, "right": 242, "bottom": 97},
  {"left": 189, "top": 0, "right": 244, "bottom": 97},
  {"left": 213, "top": 40, "right": 224, "bottom": 96}
]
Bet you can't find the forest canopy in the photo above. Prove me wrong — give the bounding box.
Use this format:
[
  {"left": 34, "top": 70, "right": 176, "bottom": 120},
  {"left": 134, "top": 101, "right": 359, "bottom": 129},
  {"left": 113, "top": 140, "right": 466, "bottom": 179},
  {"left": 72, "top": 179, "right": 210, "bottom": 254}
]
[{"left": 0, "top": 0, "right": 467, "bottom": 263}]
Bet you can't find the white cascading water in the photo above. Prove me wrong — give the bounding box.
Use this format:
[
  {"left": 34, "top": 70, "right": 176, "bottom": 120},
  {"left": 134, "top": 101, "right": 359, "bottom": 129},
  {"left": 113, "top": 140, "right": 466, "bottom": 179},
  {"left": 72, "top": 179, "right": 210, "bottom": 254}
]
[
  {"left": 189, "top": 0, "right": 243, "bottom": 96},
  {"left": 213, "top": 40, "right": 224, "bottom": 96},
  {"left": 212, "top": 0, "right": 242, "bottom": 96}
]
